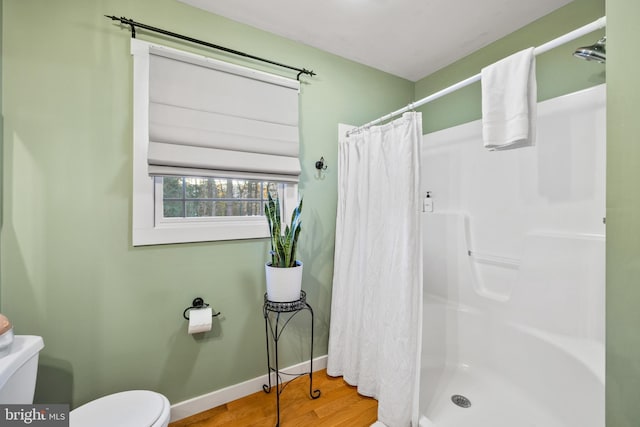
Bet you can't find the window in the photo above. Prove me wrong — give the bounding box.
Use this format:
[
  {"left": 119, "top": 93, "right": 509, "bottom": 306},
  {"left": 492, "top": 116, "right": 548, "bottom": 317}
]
[
  {"left": 131, "top": 39, "right": 300, "bottom": 246},
  {"left": 155, "top": 176, "right": 279, "bottom": 221}
]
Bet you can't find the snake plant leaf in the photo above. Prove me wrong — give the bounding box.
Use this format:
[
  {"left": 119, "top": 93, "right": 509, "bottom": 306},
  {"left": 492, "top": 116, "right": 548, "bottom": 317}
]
[
  {"left": 289, "top": 225, "right": 302, "bottom": 267},
  {"left": 265, "top": 194, "right": 303, "bottom": 268}
]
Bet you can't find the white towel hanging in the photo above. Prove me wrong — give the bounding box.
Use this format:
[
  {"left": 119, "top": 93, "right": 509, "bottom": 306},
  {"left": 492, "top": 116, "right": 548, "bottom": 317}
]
[{"left": 481, "top": 47, "right": 537, "bottom": 151}]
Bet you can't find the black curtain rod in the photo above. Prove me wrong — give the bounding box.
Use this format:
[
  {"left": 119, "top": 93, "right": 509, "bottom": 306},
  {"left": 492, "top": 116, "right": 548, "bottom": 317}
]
[{"left": 104, "top": 15, "right": 316, "bottom": 80}]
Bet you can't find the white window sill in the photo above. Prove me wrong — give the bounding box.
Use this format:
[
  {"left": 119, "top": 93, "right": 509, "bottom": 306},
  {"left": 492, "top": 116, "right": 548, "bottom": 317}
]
[{"left": 133, "top": 218, "right": 269, "bottom": 246}]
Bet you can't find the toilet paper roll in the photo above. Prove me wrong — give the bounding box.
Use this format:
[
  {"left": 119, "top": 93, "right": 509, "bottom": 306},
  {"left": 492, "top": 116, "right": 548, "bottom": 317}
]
[{"left": 187, "top": 307, "right": 212, "bottom": 334}]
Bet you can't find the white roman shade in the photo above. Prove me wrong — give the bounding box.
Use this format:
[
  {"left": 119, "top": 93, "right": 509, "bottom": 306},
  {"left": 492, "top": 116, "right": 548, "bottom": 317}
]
[{"left": 132, "top": 39, "right": 301, "bottom": 182}]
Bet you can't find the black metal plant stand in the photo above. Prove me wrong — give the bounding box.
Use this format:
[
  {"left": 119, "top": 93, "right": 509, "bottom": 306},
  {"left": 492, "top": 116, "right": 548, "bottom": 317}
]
[{"left": 262, "top": 290, "right": 321, "bottom": 426}]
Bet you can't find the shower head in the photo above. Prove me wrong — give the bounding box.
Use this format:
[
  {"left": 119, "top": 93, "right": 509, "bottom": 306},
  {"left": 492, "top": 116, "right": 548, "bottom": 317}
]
[{"left": 573, "top": 36, "right": 606, "bottom": 63}]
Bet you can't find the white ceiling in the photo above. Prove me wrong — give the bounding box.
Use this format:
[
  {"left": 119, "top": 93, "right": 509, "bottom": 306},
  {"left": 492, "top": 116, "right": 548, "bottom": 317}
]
[{"left": 178, "top": 0, "right": 572, "bottom": 82}]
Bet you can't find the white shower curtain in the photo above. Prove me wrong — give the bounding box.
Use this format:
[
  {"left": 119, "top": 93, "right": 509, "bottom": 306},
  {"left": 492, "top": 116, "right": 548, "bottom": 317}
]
[{"left": 327, "top": 112, "right": 423, "bottom": 427}]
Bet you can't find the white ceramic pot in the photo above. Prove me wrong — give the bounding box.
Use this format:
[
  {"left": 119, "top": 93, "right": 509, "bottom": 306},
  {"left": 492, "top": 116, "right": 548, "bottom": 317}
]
[{"left": 265, "top": 261, "right": 303, "bottom": 302}]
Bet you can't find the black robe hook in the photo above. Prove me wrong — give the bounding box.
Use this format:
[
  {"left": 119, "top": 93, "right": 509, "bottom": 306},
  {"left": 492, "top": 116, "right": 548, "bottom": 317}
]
[{"left": 315, "top": 156, "right": 327, "bottom": 171}]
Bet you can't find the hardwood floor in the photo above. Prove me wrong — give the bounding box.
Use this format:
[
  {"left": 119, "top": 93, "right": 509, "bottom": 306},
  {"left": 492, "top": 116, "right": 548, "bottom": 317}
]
[{"left": 169, "top": 369, "right": 378, "bottom": 427}]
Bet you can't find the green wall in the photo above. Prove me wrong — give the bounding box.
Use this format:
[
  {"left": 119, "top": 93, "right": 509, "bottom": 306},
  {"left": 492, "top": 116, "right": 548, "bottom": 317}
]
[
  {"left": 0, "top": 0, "right": 413, "bottom": 407},
  {"left": 415, "top": 0, "right": 606, "bottom": 134},
  {"left": 606, "top": 0, "right": 640, "bottom": 425}
]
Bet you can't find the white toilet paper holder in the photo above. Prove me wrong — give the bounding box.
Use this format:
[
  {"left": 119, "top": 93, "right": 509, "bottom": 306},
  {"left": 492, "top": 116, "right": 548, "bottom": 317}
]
[{"left": 183, "top": 297, "right": 221, "bottom": 320}]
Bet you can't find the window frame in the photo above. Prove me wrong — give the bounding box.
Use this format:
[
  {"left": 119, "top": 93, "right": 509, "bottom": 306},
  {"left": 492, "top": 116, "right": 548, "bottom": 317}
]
[{"left": 133, "top": 168, "right": 297, "bottom": 246}]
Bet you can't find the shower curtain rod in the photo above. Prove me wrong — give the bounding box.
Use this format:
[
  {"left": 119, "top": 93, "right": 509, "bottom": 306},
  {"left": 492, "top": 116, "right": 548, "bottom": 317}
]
[
  {"left": 346, "top": 16, "right": 607, "bottom": 136},
  {"left": 104, "top": 15, "right": 316, "bottom": 80}
]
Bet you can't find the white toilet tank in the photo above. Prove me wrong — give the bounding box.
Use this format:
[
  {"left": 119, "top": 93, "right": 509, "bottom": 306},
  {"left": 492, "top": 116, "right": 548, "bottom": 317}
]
[{"left": 0, "top": 335, "right": 44, "bottom": 403}]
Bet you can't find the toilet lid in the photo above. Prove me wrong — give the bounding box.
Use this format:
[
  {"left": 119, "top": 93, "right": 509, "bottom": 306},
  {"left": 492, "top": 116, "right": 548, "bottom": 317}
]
[{"left": 70, "top": 390, "right": 167, "bottom": 427}]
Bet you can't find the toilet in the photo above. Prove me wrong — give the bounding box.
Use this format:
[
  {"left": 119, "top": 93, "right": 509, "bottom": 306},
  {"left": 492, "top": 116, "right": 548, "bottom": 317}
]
[
  {"left": 70, "top": 389, "right": 170, "bottom": 427},
  {"left": 0, "top": 335, "right": 171, "bottom": 427}
]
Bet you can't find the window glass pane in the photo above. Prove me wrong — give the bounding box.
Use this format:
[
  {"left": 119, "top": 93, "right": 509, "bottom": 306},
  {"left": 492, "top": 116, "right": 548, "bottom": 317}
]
[
  {"left": 160, "top": 176, "right": 279, "bottom": 218},
  {"left": 185, "top": 200, "right": 216, "bottom": 217},
  {"left": 265, "top": 182, "right": 279, "bottom": 198},
  {"left": 163, "top": 177, "right": 183, "bottom": 198},
  {"left": 184, "top": 177, "right": 210, "bottom": 199},
  {"left": 163, "top": 200, "right": 184, "bottom": 217}
]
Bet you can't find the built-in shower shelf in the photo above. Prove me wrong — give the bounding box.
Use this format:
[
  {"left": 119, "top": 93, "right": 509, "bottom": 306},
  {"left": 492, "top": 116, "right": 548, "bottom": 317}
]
[{"left": 467, "top": 250, "right": 520, "bottom": 269}]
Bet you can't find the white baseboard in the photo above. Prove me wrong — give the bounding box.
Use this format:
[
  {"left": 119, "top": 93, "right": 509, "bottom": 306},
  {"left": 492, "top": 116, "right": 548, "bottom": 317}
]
[{"left": 170, "top": 355, "right": 328, "bottom": 422}]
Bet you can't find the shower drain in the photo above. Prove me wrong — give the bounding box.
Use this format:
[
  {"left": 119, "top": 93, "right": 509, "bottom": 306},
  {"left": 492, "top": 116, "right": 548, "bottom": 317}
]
[{"left": 451, "top": 394, "right": 472, "bottom": 408}]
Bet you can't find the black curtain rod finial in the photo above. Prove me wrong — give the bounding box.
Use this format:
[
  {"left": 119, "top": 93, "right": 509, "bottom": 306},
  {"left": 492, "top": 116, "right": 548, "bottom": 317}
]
[
  {"left": 105, "top": 15, "right": 137, "bottom": 37},
  {"left": 296, "top": 68, "right": 316, "bottom": 81}
]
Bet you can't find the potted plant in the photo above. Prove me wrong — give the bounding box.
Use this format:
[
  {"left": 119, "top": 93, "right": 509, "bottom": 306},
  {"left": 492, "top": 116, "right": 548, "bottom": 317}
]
[{"left": 264, "top": 193, "right": 303, "bottom": 302}]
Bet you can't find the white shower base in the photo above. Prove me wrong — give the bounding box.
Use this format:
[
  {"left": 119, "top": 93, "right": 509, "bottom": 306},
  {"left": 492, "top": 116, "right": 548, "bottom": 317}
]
[
  {"left": 420, "top": 365, "right": 559, "bottom": 427},
  {"left": 419, "top": 298, "right": 604, "bottom": 427}
]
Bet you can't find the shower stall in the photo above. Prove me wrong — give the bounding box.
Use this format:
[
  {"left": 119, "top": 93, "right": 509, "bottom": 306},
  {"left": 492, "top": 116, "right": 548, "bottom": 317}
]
[
  {"left": 331, "top": 18, "right": 607, "bottom": 426},
  {"left": 418, "top": 84, "right": 606, "bottom": 426}
]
